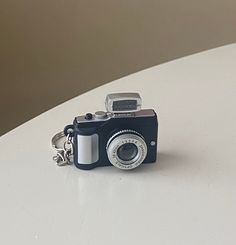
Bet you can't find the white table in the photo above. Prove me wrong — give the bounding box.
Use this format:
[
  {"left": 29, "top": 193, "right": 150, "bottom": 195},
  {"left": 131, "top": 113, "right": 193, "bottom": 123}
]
[{"left": 1, "top": 44, "right": 236, "bottom": 244}]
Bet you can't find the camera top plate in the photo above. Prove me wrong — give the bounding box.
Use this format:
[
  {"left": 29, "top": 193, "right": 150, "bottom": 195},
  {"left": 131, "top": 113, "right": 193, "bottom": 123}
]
[{"left": 75, "top": 109, "right": 155, "bottom": 124}]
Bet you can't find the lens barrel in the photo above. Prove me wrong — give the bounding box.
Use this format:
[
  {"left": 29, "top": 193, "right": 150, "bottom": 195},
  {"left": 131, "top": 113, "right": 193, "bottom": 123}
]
[{"left": 106, "top": 130, "right": 147, "bottom": 170}]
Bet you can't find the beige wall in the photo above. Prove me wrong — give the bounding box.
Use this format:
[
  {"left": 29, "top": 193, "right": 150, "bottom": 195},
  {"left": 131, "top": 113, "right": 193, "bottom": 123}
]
[{"left": 1, "top": 0, "right": 236, "bottom": 135}]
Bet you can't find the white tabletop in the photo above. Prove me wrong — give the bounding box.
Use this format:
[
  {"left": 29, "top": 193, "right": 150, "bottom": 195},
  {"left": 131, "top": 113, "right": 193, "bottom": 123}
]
[{"left": 1, "top": 44, "right": 236, "bottom": 244}]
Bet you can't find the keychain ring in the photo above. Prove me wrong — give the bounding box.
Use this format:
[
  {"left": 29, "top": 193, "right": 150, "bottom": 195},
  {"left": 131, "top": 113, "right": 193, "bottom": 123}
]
[
  {"left": 51, "top": 131, "right": 73, "bottom": 166},
  {"left": 51, "top": 131, "right": 65, "bottom": 151}
]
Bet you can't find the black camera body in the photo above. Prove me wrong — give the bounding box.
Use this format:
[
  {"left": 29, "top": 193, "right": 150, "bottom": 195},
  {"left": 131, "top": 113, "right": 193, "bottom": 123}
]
[{"left": 64, "top": 93, "right": 158, "bottom": 170}]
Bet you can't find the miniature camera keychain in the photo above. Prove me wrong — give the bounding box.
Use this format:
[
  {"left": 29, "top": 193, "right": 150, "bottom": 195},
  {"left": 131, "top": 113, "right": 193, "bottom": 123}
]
[{"left": 51, "top": 93, "right": 158, "bottom": 170}]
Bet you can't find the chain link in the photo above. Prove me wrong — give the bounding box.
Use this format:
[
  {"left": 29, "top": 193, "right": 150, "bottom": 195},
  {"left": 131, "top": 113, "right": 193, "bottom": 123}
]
[{"left": 51, "top": 131, "right": 74, "bottom": 166}]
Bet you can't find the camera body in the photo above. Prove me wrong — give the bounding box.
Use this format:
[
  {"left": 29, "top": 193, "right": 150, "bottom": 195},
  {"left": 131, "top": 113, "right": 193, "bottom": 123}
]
[{"left": 64, "top": 93, "right": 158, "bottom": 170}]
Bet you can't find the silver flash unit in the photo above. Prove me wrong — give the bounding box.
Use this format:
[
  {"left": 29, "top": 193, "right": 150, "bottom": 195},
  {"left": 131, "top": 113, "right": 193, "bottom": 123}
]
[{"left": 105, "top": 93, "right": 142, "bottom": 113}]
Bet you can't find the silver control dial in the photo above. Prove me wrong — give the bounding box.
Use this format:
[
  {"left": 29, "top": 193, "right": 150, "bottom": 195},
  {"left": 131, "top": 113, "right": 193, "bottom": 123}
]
[{"left": 94, "top": 111, "right": 107, "bottom": 119}]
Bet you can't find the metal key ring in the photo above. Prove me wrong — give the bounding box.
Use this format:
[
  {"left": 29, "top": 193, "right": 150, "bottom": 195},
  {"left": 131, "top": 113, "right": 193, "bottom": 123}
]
[
  {"left": 51, "top": 131, "right": 65, "bottom": 151},
  {"left": 51, "top": 131, "right": 73, "bottom": 166}
]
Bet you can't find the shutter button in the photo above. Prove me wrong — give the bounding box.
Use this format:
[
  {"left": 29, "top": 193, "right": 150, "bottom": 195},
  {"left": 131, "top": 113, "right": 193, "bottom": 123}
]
[
  {"left": 85, "top": 113, "right": 93, "bottom": 120},
  {"left": 95, "top": 111, "right": 107, "bottom": 119}
]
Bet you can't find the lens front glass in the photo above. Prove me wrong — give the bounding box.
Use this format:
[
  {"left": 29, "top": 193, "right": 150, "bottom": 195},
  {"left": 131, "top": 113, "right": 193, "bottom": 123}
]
[{"left": 117, "top": 143, "right": 138, "bottom": 162}]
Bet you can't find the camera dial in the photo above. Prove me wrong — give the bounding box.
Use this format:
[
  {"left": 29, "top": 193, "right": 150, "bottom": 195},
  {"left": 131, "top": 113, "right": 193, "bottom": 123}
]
[{"left": 106, "top": 130, "right": 147, "bottom": 170}]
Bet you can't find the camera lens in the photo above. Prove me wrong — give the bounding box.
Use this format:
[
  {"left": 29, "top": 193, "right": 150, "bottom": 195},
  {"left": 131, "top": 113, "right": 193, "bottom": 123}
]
[
  {"left": 106, "top": 130, "right": 147, "bottom": 170},
  {"left": 117, "top": 143, "right": 138, "bottom": 162}
]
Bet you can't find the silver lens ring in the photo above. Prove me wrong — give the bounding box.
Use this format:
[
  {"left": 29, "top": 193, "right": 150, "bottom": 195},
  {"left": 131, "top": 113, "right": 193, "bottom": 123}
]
[{"left": 106, "top": 130, "right": 147, "bottom": 170}]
